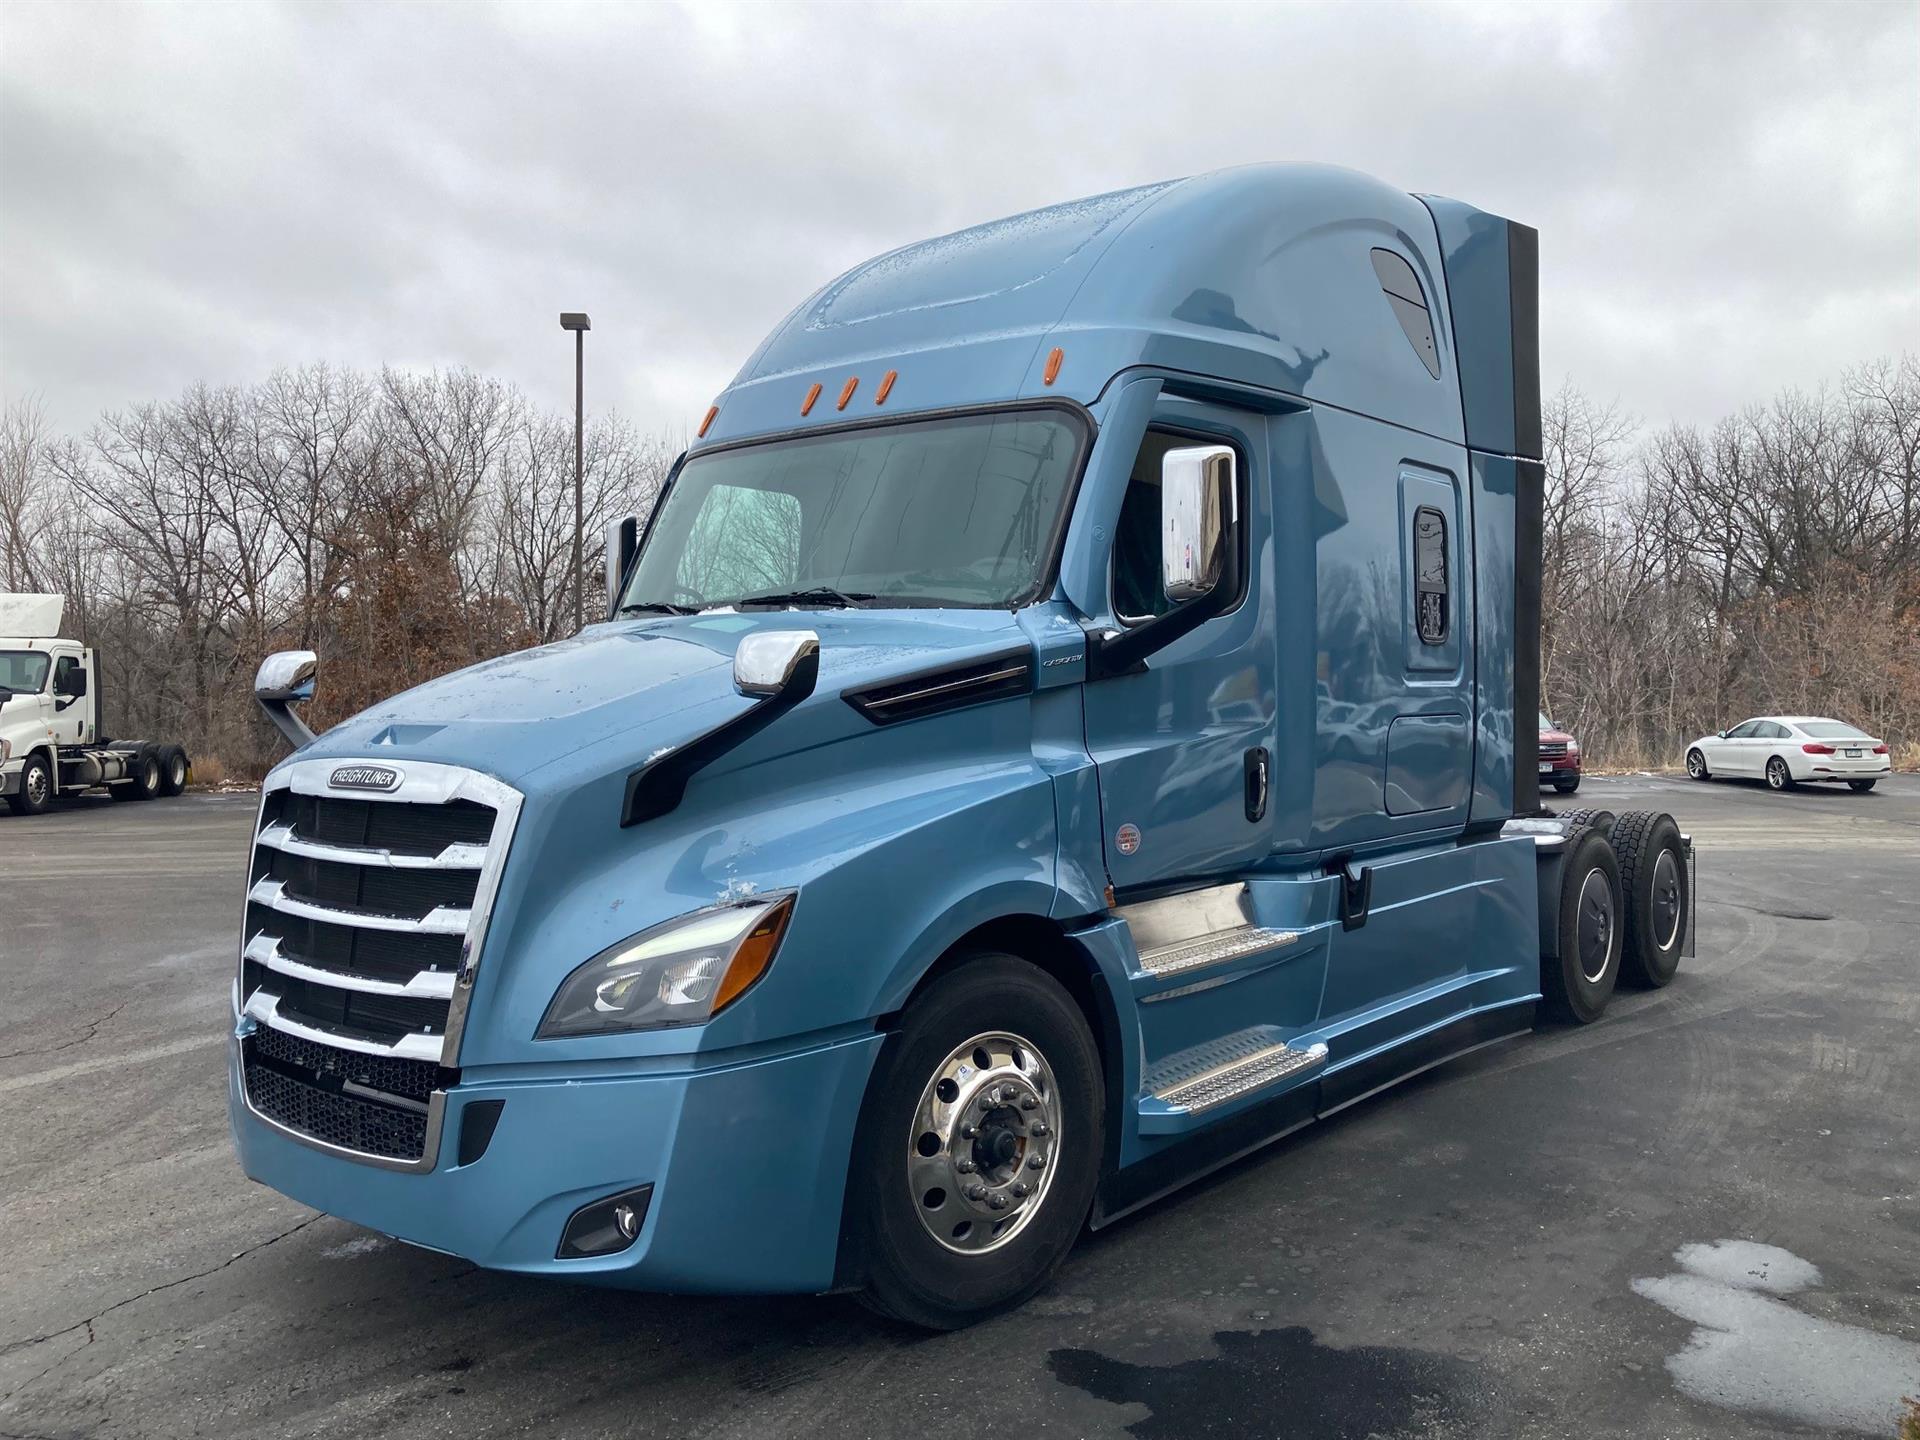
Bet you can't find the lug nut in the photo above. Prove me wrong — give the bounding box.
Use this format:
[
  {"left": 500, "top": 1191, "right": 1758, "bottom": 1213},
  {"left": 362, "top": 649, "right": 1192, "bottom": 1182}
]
[
  {"left": 1027, "top": 1153, "right": 1045, "bottom": 1170},
  {"left": 988, "top": 1193, "right": 1009, "bottom": 1210},
  {"left": 1021, "top": 1096, "right": 1038, "bottom": 1111},
  {"left": 1012, "top": 1182, "right": 1030, "bottom": 1198},
  {"left": 960, "top": 1125, "right": 977, "bottom": 1139},
  {"left": 966, "top": 1185, "right": 987, "bottom": 1201},
  {"left": 1029, "top": 1123, "right": 1049, "bottom": 1138},
  {"left": 955, "top": 1159, "right": 976, "bottom": 1174}
]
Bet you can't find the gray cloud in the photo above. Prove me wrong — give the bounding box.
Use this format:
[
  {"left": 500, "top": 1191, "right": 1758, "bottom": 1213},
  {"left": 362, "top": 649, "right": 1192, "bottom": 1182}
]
[{"left": 3, "top": 0, "right": 1915, "bottom": 440}]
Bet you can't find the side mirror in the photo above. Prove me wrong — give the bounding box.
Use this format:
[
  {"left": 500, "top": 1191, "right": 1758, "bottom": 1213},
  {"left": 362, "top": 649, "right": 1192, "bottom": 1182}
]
[
  {"left": 255, "top": 650, "right": 319, "bottom": 752},
  {"left": 1162, "top": 445, "right": 1236, "bottom": 603},
  {"left": 734, "top": 630, "right": 820, "bottom": 697},
  {"left": 1716, "top": 730, "right": 1728, "bottom": 739},
  {"left": 605, "top": 514, "right": 639, "bottom": 618}
]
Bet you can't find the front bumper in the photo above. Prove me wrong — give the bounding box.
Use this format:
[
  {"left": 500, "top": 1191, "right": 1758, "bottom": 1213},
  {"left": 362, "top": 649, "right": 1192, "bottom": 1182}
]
[
  {"left": 229, "top": 1030, "right": 884, "bottom": 1293},
  {"left": 0, "top": 758, "right": 20, "bottom": 796}
]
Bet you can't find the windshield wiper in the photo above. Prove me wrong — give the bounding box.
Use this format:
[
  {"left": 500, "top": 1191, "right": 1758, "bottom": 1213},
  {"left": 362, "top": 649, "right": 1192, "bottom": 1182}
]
[
  {"left": 734, "top": 587, "right": 878, "bottom": 609},
  {"left": 618, "top": 601, "right": 698, "bottom": 616}
]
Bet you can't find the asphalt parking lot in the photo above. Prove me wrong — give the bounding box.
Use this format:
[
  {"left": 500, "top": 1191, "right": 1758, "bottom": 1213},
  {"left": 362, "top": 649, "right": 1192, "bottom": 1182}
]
[{"left": 3, "top": 774, "right": 1917, "bottom": 1439}]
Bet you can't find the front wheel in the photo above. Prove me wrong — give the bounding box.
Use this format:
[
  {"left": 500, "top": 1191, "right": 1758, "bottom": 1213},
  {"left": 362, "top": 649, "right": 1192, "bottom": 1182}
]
[
  {"left": 1554, "top": 776, "right": 1580, "bottom": 794},
  {"left": 1848, "top": 779, "right": 1877, "bottom": 794},
  {"left": 1686, "top": 748, "right": 1710, "bottom": 781},
  {"left": 1765, "top": 756, "right": 1794, "bottom": 791},
  {"left": 849, "top": 956, "right": 1102, "bottom": 1329},
  {"left": 6, "top": 752, "right": 54, "bottom": 815}
]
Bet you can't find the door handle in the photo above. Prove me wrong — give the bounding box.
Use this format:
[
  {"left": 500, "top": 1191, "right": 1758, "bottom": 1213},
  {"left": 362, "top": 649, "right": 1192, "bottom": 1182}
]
[{"left": 1244, "top": 747, "right": 1270, "bottom": 823}]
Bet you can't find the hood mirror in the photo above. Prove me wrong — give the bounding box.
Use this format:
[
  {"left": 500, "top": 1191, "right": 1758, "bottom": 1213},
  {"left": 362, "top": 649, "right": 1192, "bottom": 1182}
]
[
  {"left": 255, "top": 650, "right": 319, "bottom": 752},
  {"left": 1161, "top": 445, "right": 1237, "bottom": 603},
  {"left": 605, "top": 514, "right": 639, "bottom": 618},
  {"left": 735, "top": 630, "right": 820, "bottom": 697}
]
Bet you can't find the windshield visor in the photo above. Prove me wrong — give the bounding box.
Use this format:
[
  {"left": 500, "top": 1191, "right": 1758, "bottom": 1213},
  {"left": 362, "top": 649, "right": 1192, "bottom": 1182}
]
[{"left": 623, "top": 408, "right": 1088, "bottom": 611}]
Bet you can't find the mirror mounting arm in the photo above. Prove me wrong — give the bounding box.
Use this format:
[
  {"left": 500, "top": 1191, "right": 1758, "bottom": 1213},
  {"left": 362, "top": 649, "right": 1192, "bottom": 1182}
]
[
  {"left": 254, "top": 651, "right": 319, "bottom": 753},
  {"left": 1086, "top": 535, "right": 1241, "bottom": 681}
]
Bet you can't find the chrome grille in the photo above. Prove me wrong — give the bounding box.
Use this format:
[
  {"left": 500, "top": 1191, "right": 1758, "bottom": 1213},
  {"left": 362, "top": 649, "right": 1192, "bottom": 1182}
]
[
  {"left": 235, "top": 758, "right": 521, "bottom": 1170},
  {"left": 1539, "top": 740, "right": 1569, "bottom": 759}
]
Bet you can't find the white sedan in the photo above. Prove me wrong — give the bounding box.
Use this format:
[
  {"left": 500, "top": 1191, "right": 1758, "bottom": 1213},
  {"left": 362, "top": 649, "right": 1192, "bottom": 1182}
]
[{"left": 1686, "top": 715, "right": 1892, "bottom": 793}]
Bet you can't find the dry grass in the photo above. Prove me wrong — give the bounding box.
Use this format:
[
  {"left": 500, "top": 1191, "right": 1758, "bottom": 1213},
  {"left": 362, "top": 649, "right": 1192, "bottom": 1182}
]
[
  {"left": 1898, "top": 1395, "right": 1919, "bottom": 1440},
  {"left": 187, "top": 754, "right": 227, "bottom": 788}
]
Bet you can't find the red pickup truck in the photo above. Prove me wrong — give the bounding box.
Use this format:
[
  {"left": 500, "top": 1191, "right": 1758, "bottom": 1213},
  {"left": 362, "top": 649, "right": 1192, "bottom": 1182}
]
[{"left": 1539, "top": 712, "right": 1581, "bottom": 794}]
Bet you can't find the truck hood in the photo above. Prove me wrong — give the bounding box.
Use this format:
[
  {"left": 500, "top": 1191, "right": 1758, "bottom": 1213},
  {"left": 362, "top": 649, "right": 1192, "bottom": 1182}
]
[{"left": 291, "top": 608, "right": 1035, "bottom": 788}]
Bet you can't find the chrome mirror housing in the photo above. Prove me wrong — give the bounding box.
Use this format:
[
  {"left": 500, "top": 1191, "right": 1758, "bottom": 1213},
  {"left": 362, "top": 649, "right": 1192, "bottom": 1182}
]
[
  {"left": 1161, "top": 445, "right": 1236, "bottom": 603},
  {"left": 734, "top": 630, "right": 820, "bottom": 697},
  {"left": 255, "top": 650, "right": 318, "bottom": 751}
]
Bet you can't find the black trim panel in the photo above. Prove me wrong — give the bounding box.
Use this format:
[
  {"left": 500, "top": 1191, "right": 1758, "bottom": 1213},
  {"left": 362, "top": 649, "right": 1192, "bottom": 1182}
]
[
  {"left": 1091, "top": 1001, "right": 1536, "bottom": 1230},
  {"left": 843, "top": 647, "right": 1033, "bottom": 726},
  {"left": 1507, "top": 222, "right": 1542, "bottom": 462},
  {"left": 1514, "top": 456, "right": 1545, "bottom": 815}
]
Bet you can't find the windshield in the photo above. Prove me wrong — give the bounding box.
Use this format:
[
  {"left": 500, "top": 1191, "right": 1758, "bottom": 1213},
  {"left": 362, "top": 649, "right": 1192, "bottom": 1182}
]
[
  {"left": 1538, "top": 711, "right": 1554, "bottom": 730},
  {"left": 0, "top": 650, "right": 49, "bottom": 693},
  {"left": 1798, "top": 721, "right": 1869, "bottom": 740},
  {"left": 622, "top": 409, "right": 1087, "bottom": 611}
]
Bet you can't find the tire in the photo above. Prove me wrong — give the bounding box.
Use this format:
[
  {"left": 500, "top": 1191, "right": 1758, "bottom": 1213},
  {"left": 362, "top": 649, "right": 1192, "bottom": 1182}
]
[
  {"left": 1554, "top": 776, "right": 1580, "bottom": 794},
  {"left": 1541, "top": 825, "right": 1623, "bottom": 1025},
  {"left": 1614, "top": 811, "right": 1686, "bottom": 989},
  {"left": 1765, "top": 756, "right": 1794, "bottom": 791},
  {"left": 157, "top": 744, "right": 190, "bottom": 797},
  {"left": 1686, "top": 748, "right": 1711, "bottom": 781},
  {"left": 124, "top": 747, "right": 162, "bottom": 801},
  {"left": 848, "top": 955, "right": 1103, "bottom": 1329},
  {"left": 1847, "top": 779, "right": 1876, "bottom": 794},
  {"left": 6, "top": 752, "right": 54, "bottom": 816},
  {"left": 1557, "top": 807, "right": 1616, "bottom": 839}
]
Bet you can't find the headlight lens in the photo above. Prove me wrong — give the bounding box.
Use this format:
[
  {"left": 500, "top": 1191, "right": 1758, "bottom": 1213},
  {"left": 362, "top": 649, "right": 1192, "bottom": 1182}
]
[{"left": 536, "top": 894, "right": 795, "bottom": 1038}]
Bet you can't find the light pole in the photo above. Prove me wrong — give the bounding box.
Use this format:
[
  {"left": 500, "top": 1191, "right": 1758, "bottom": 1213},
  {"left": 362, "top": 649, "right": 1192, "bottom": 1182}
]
[{"left": 560, "top": 311, "right": 591, "bottom": 632}]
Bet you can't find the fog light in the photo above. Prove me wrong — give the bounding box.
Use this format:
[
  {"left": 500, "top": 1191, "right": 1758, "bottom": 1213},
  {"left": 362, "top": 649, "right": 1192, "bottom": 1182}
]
[{"left": 557, "top": 1185, "right": 653, "bottom": 1259}]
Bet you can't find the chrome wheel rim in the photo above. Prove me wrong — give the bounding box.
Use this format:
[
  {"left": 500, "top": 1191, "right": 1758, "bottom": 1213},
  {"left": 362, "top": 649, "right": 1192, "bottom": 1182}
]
[
  {"left": 1767, "top": 759, "right": 1786, "bottom": 789},
  {"left": 1577, "top": 869, "right": 1615, "bottom": 985},
  {"left": 25, "top": 764, "right": 48, "bottom": 806},
  {"left": 1652, "top": 848, "right": 1681, "bottom": 950},
  {"left": 1687, "top": 751, "right": 1704, "bottom": 778},
  {"left": 170, "top": 756, "right": 186, "bottom": 787},
  {"left": 908, "top": 1030, "right": 1060, "bottom": 1255}
]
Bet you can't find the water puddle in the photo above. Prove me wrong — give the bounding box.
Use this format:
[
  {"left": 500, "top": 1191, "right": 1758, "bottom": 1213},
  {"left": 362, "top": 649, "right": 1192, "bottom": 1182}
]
[
  {"left": 1633, "top": 1239, "right": 1920, "bottom": 1435},
  {"left": 1049, "top": 1325, "right": 1480, "bottom": 1438}
]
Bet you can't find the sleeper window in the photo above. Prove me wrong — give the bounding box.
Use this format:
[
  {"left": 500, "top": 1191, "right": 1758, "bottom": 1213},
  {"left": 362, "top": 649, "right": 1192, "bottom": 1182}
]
[{"left": 1371, "top": 249, "right": 1441, "bottom": 379}]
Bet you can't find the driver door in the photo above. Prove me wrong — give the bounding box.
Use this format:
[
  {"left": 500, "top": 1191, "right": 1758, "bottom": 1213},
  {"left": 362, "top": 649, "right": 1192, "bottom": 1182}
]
[
  {"left": 1081, "top": 397, "right": 1277, "bottom": 892},
  {"left": 1716, "top": 719, "right": 1761, "bottom": 775}
]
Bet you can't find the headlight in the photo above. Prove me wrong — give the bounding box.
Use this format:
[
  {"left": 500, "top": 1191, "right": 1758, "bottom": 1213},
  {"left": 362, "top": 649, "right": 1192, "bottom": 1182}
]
[
  {"left": 1567, "top": 741, "right": 1580, "bottom": 756},
  {"left": 536, "top": 894, "right": 795, "bottom": 1038}
]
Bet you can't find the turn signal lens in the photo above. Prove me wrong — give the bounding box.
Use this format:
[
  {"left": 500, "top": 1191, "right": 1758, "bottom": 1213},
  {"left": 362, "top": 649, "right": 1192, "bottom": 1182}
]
[
  {"left": 1043, "top": 347, "right": 1064, "bottom": 385},
  {"left": 713, "top": 894, "right": 794, "bottom": 1012},
  {"left": 1802, "top": 743, "right": 1834, "bottom": 755},
  {"left": 698, "top": 405, "right": 718, "bottom": 438}
]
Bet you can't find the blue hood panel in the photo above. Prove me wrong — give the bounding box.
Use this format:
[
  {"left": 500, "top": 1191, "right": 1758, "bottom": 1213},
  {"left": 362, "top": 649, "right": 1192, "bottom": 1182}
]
[{"left": 291, "top": 609, "right": 1033, "bottom": 788}]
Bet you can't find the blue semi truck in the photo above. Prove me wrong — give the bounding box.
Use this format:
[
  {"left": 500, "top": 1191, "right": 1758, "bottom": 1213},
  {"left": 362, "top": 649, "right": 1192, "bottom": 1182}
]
[{"left": 230, "top": 164, "right": 1694, "bottom": 1327}]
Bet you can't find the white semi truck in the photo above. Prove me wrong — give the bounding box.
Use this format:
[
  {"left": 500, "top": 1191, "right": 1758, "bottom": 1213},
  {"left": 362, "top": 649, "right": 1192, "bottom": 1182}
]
[{"left": 0, "top": 593, "right": 192, "bottom": 816}]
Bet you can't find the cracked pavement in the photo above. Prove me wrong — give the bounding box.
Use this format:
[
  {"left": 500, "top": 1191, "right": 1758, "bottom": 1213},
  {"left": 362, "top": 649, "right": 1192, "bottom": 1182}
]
[{"left": 2, "top": 779, "right": 1917, "bottom": 1438}]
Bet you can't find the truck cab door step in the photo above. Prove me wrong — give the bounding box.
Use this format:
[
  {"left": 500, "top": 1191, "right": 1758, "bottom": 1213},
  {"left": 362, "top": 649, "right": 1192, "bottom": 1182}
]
[
  {"left": 1138, "top": 1025, "right": 1329, "bottom": 1134},
  {"left": 1118, "top": 881, "right": 1303, "bottom": 981},
  {"left": 1134, "top": 923, "right": 1301, "bottom": 980}
]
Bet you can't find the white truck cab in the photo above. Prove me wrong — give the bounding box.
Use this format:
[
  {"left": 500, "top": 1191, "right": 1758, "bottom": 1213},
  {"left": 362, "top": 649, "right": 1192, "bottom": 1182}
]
[{"left": 0, "top": 594, "right": 191, "bottom": 816}]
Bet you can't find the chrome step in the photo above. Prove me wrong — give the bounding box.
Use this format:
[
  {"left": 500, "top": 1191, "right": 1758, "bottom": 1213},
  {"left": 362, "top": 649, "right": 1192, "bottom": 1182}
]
[
  {"left": 1136, "top": 924, "right": 1300, "bottom": 979},
  {"left": 1144, "top": 1026, "right": 1329, "bottom": 1117}
]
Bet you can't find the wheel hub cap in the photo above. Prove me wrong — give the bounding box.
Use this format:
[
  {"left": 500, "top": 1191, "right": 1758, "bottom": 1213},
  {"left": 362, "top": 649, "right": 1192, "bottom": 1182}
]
[
  {"left": 1652, "top": 849, "right": 1681, "bottom": 949},
  {"left": 1578, "top": 870, "right": 1614, "bottom": 984},
  {"left": 908, "top": 1031, "right": 1060, "bottom": 1254},
  {"left": 27, "top": 769, "right": 47, "bottom": 803}
]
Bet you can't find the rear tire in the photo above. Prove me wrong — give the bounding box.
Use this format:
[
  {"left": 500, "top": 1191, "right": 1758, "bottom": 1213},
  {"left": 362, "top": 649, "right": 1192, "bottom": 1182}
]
[
  {"left": 6, "top": 752, "right": 54, "bottom": 815},
  {"left": 1614, "top": 811, "right": 1686, "bottom": 989},
  {"left": 125, "top": 747, "right": 162, "bottom": 801},
  {"left": 1686, "top": 748, "right": 1710, "bottom": 781},
  {"left": 157, "top": 744, "right": 189, "bottom": 797},
  {"left": 1541, "top": 826, "right": 1623, "bottom": 1025},
  {"left": 1847, "top": 779, "right": 1876, "bottom": 794},
  {"left": 849, "top": 955, "right": 1102, "bottom": 1330},
  {"left": 1765, "top": 756, "right": 1794, "bottom": 791},
  {"left": 1557, "top": 807, "right": 1616, "bottom": 838}
]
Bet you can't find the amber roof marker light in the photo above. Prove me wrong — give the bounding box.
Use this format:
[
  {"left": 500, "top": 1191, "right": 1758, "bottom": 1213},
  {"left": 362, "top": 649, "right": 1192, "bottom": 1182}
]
[
  {"left": 801, "top": 382, "right": 822, "bottom": 416},
  {"left": 875, "top": 370, "right": 897, "bottom": 405},
  {"left": 698, "top": 405, "right": 718, "bottom": 438},
  {"left": 837, "top": 377, "right": 860, "bottom": 411},
  {"left": 1043, "top": 347, "right": 1064, "bottom": 385}
]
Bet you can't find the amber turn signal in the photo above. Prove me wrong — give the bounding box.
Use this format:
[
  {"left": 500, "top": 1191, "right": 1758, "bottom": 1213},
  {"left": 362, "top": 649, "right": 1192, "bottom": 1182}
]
[{"left": 714, "top": 894, "right": 796, "bottom": 1013}]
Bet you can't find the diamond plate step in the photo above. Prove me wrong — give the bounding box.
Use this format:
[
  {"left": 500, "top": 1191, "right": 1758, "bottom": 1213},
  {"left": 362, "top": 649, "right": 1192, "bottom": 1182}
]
[
  {"left": 1136, "top": 924, "right": 1300, "bottom": 979},
  {"left": 1141, "top": 1026, "right": 1329, "bottom": 1127}
]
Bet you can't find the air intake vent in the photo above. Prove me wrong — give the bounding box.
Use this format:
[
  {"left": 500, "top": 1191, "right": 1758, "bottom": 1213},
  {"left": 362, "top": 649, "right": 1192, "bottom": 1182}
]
[{"left": 844, "top": 649, "right": 1033, "bottom": 726}]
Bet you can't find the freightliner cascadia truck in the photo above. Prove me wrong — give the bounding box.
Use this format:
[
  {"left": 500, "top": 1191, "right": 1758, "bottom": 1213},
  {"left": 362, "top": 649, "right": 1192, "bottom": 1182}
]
[
  {"left": 1, "top": 594, "right": 193, "bottom": 815},
  {"left": 229, "top": 164, "right": 1695, "bottom": 1327}
]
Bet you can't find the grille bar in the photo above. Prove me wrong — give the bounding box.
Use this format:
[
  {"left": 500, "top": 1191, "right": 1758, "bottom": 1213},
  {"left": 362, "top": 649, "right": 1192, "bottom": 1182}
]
[
  {"left": 247, "top": 876, "right": 472, "bottom": 934},
  {"left": 244, "top": 990, "right": 446, "bottom": 1061},
  {"left": 245, "top": 933, "right": 457, "bottom": 998},
  {"left": 256, "top": 820, "right": 488, "bottom": 870}
]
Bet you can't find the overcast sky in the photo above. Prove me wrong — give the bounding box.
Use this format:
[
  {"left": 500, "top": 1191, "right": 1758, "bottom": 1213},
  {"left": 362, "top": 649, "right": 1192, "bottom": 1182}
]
[{"left": 3, "top": 0, "right": 1915, "bottom": 443}]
